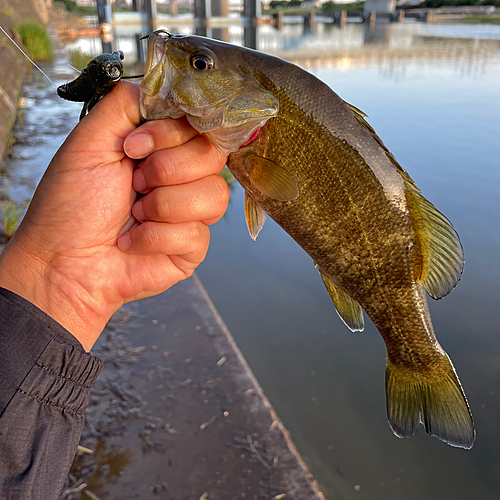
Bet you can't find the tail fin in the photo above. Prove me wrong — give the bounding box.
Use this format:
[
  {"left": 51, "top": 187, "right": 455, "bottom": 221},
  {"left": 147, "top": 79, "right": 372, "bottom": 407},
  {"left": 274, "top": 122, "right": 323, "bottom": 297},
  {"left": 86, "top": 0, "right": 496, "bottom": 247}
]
[{"left": 386, "top": 353, "right": 475, "bottom": 449}]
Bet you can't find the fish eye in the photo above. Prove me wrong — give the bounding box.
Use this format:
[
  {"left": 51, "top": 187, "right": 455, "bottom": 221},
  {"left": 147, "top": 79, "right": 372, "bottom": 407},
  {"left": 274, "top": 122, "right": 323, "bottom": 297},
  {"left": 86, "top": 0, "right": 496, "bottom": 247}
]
[{"left": 191, "top": 54, "right": 213, "bottom": 71}]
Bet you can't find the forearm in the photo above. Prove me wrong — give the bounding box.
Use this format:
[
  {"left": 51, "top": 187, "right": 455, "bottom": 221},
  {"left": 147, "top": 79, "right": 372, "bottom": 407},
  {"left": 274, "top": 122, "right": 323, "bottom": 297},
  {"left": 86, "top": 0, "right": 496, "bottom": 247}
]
[{"left": 0, "top": 288, "right": 102, "bottom": 500}]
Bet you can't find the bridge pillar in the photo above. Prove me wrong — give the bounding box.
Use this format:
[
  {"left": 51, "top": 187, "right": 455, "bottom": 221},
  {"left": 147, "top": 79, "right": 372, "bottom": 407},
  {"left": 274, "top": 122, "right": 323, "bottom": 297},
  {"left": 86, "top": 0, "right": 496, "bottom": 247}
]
[
  {"left": 333, "top": 10, "right": 347, "bottom": 28},
  {"left": 243, "top": 0, "right": 260, "bottom": 49},
  {"left": 194, "top": 0, "right": 211, "bottom": 36},
  {"left": 144, "top": 0, "right": 158, "bottom": 31},
  {"left": 212, "top": 0, "right": 229, "bottom": 17},
  {"left": 273, "top": 10, "right": 284, "bottom": 30},
  {"left": 170, "top": 0, "right": 178, "bottom": 16},
  {"left": 303, "top": 11, "right": 316, "bottom": 33},
  {"left": 391, "top": 9, "right": 404, "bottom": 22}
]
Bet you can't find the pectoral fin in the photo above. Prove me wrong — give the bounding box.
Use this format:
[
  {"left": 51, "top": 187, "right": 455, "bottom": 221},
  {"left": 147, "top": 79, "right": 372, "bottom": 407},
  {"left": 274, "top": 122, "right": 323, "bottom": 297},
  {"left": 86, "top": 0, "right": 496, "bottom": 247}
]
[
  {"left": 316, "top": 265, "right": 364, "bottom": 332},
  {"left": 249, "top": 154, "right": 299, "bottom": 202},
  {"left": 245, "top": 192, "right": 267, "bottom": 241}
]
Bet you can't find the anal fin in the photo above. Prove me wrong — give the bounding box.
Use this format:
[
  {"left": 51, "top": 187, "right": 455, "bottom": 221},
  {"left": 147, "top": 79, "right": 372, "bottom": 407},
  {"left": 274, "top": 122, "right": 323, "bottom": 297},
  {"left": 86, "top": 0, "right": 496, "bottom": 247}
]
[{"left": 316, "top": 265, "right": 364, "bottom": 332}]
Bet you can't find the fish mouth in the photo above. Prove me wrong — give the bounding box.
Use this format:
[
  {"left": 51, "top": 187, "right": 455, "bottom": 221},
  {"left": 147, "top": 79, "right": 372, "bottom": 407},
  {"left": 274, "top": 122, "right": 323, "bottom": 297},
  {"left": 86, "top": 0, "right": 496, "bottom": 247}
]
[{"left": 139, "top": 31, "right": 185, "bottom": 121}]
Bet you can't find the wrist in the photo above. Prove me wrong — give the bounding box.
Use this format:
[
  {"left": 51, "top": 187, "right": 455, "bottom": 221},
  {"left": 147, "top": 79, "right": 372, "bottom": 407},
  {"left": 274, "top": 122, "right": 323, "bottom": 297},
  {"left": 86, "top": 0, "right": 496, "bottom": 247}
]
[{"left": 0, "top": 236, "right": 109, "bottom": 351}]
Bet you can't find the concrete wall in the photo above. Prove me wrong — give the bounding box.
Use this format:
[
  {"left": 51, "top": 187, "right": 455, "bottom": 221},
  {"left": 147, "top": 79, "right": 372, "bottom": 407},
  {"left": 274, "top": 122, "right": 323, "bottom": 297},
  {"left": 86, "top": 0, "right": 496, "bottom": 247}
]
[{"left": 0, "top": 0, "right": 49, "bottom": 159}]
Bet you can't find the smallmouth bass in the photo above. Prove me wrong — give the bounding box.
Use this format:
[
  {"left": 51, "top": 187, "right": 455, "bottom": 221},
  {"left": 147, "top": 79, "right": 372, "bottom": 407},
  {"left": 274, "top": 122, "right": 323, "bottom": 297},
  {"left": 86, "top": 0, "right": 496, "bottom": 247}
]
[{"left": 140, "top": 30, "right": 474, "bottom": 449}]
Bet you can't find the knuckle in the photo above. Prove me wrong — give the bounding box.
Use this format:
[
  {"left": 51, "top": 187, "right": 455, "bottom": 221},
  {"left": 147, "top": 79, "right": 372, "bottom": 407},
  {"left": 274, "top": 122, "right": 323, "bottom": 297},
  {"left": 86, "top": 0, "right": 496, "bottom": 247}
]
[
  {"left": 184, "top": 221, "right": 209, "bottom": 245},
  {"left": 211, "top": 175, "right": 230, "bottom": 207},
  {"left": 150, "top": 190, "right": 168, "bottom": 220},
  {"left": 144, "top": 222, "right": 160, "bottom": 249},
  {"left": 153, "top": 152, "right": 176, "bottom": 185}
]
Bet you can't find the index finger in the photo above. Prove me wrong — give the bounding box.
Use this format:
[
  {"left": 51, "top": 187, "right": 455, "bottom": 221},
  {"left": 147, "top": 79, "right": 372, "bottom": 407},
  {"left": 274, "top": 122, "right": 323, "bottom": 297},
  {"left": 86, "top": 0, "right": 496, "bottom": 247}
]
[{"left": 124, "top": 117, "right": 198, "bottom": 159}]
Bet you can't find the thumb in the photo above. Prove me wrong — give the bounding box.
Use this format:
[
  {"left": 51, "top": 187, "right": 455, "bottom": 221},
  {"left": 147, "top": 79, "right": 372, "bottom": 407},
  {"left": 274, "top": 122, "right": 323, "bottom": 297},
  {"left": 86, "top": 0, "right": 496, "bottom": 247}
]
[{"left": 61, "top": 81, "right": 142, "bottom": 157}]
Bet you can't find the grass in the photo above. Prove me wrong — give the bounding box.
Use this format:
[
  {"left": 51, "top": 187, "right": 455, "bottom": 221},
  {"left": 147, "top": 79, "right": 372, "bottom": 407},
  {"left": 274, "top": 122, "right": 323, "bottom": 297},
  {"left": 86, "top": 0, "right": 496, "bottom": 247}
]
[
  {"left": 1, "top": 198, "right": 29, "bottom": 239},
  {"left": 69, "top": 50, "right": 94, "bottom": 71},
  {"left": 219, "top": 166, "right": 236, "bottom": 189},
  {"left": 15, "top": 21, "right": 52, "bottom": 60},
  {"left": 265, "top": 6, "right": 317, "bottom": 15},
  {"left": 458, "top": 14, "right": 500, "bottom": 23}
]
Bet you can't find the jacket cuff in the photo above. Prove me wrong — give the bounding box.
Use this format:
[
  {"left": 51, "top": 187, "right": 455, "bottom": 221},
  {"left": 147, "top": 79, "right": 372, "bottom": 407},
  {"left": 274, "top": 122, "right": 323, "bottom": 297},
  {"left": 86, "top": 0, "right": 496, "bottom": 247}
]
[{"left": 0, "top": 288, "right": 102, "bottom": 416}]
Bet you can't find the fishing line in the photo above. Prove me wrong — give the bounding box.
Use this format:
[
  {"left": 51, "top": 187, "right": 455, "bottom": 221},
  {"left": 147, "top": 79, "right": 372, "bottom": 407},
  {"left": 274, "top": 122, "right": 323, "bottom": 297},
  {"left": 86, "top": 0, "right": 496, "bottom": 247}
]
[{"left": 0, "top": 25, "right": 56, "bottom": 88}]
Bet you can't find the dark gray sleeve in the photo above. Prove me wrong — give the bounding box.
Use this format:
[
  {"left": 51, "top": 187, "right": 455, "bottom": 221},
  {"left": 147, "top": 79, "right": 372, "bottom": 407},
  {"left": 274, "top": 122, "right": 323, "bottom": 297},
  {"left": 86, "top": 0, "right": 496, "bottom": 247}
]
[{"left": 0, "top": 288, "right": 102, "bottom": 500}]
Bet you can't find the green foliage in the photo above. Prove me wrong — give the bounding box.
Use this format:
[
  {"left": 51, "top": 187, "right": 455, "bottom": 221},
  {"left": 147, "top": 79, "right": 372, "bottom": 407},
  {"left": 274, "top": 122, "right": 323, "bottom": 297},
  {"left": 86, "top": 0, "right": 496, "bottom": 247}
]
[
  {"left": 69, "top": 50, "right": 94, "bottom": 70},
  {"left": 321, "top": 1, "right": 365, "bottom": 12},
  {"left": 269, "top": 0, "right": 303, "bottom": 8},
  {"left": 55, "top": 0, "right": 78, "bottom": 12},
  {"left": 1, "top": 198, "right": 29, "bottom": 239},
  {"left": 15, "top": 21, "right": 52, "bottom": 61},
  {"left": 1, "top": 5, "right": 14, "bottom": 16},
  {"left": 219, "top": 166, "right": 236, "bottom": 189},
  {"left": 422, "top": 0, "right": 500, "bottom": 6},
  {"left": 54, "top": 0, "right": 96, "bottom": 15},
  {"left": 459, "top": 14, "right": 500, "bottom": 22}
]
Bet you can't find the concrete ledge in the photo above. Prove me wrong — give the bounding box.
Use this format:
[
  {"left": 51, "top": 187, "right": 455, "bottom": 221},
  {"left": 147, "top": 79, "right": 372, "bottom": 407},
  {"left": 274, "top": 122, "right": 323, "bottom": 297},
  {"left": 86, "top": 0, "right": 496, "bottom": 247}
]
[{"left": 69, "top": 275, "right": 325, "bottom": 499}]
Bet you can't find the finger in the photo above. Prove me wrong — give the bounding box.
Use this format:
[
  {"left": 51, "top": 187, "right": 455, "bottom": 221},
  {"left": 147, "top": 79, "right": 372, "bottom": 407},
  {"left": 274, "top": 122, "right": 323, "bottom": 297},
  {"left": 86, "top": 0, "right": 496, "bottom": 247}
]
[
  {"left": 124, "top": 116, "right": 198, "bottom": 159},
  {"left": 117, "top": 221, "right": 210, "bottom": 263},
  {"left": 133, "top": 135, "right": 227, "bottom": 193},
  {"left": 132, "top": 174, "right": 229, "bottom": 225},
  {"left": 66, "top": 82, "right": 141, "bottom": 154}
]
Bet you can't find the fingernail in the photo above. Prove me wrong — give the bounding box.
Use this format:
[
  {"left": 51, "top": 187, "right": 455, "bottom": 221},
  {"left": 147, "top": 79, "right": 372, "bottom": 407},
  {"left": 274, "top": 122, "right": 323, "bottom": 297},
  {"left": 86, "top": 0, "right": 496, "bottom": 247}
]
[
  {"left": 133, "top": 169, "right": 147, "bottom": 193},
  {"left": 118, "top": 232, "right": 131, "bottom": 251},
  {"left": 132, "top": 199, "right": 145, "bottom": 222},
  {"left": 124, "top": 133, "right": 153, "bottom": 159}
]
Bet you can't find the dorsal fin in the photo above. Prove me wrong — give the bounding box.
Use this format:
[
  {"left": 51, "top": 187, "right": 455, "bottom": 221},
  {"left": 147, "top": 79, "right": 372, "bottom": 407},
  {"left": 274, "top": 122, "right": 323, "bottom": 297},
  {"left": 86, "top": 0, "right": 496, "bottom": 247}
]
[
  {"left": 346, "top": 100, "right": 464, "bottom": 300},
  {"left": 403, "top": 180, "right": 464, "bottom": 299},
  {"left": 316, "top": 264, "right": 364, "bottom": 332}
]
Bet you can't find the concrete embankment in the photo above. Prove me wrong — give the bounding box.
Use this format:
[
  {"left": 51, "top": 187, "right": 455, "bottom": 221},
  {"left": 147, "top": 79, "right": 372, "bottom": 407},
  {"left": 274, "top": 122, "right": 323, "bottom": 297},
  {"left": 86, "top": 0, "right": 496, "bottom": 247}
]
[
  {"left": 0, "top": 0, "right": 51, "bottom": 159},
  {"left": 69, "top": 276, "right": 326, "bottom": 500}
]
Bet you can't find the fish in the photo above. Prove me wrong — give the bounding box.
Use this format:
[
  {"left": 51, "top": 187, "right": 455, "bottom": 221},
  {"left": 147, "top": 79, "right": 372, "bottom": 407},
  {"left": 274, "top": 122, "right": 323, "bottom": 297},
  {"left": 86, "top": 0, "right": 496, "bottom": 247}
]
[{"left": 139, "top": 30, "right": 475, "bottom": 449}]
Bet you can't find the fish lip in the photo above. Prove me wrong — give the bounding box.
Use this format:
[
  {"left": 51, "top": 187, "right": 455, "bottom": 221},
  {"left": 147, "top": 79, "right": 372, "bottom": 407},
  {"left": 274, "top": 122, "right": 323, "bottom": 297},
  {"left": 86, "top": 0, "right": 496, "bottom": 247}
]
[{"left": 140, "top": 32, "right": 185, "bottom": 121}]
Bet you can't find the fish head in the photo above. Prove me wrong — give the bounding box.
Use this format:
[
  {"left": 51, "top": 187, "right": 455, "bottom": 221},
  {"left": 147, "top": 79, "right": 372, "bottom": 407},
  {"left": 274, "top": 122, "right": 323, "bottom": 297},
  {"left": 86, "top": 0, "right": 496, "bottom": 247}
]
[{"left": 140, "top": 31, "right": 279, "bottom": 155}]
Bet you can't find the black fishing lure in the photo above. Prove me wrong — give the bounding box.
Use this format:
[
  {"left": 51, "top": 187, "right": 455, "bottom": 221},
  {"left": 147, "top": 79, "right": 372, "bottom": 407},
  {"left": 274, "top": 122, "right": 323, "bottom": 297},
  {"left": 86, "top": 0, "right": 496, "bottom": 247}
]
[{"left": 57, "top": 50, "right": 125, "bottom": 121}]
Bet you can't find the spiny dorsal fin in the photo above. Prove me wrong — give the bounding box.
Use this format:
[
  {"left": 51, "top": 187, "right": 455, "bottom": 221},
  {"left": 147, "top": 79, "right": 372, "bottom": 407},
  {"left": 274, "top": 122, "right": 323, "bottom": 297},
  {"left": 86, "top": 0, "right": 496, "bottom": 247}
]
[
  {"left": 346, "top": 99, "right": 412, "bottom": 180},
  {"left": 316, "top": 264, "right": 364, "bottom": 332},
  {"left": 249, "top": 154, "right": 299, "bottom": 202},
  {"left": 346, "top": 100, "right": 464, "bottom": 299},
  {"left": 346, "top": 101, "right": 369, "bottom": 118},
  {"left": 403, "top": 180, "right": 464, "bottom": 300},
  {"left": 245, "top": 192, "right": 267, "bottom": 241},
  {"left": 386, "top": 352, "right": 475, "bottom": 449}
]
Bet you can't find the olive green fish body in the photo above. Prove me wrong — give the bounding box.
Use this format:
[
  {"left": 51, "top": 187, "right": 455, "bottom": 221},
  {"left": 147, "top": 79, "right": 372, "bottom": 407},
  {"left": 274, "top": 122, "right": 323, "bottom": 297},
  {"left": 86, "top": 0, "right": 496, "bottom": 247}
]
[
  {"left": 229, "top": 62, "right": 438, "bottom": 364},
  {"left": 140, "top": 32, "right": 474, "bottom": 448}
]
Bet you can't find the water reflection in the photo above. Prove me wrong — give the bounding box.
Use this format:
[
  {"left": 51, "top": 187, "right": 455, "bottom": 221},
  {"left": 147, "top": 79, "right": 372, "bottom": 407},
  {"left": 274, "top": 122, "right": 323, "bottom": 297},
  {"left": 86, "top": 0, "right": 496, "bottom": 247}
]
[{"left": 64, "top": 20, "right": 500, "bottom": 83}]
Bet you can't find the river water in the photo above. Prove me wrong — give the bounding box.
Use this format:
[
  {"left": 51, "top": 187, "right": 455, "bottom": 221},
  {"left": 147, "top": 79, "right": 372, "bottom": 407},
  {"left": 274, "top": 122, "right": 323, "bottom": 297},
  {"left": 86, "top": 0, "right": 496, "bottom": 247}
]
[{"left": 7, "top": 18, "right": 500, "bottom": 500}]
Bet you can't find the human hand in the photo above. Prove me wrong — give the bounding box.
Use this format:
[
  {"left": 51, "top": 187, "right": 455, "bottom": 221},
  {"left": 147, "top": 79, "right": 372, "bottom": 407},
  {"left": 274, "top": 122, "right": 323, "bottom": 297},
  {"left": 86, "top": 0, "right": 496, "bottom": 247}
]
[{"left": 0, "top": 82, "right": 229, "bottom": 351}]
